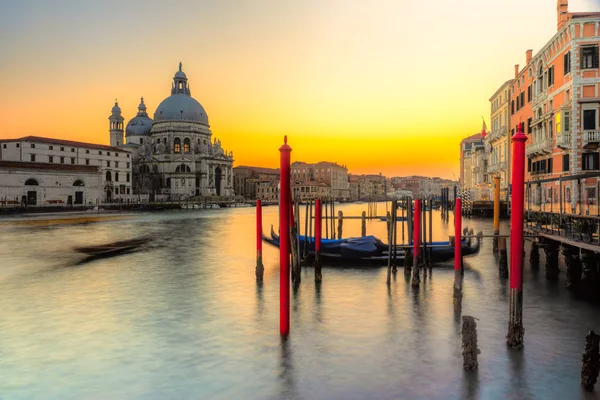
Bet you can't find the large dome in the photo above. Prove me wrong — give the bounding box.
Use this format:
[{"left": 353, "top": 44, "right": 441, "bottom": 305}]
[
  {"left": 154, "top": 94, "right": 208, "bottom": 125},
  {"left": 153, "top": 63, "right": 209, "bottom": 126},
  {"left": 127, "top": 97, "right": 153, "bottom": 136}
]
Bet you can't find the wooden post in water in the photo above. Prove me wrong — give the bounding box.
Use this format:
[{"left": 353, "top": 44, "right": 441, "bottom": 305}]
[
  {"left": 331, "top": 198, "right": 335, "bottom": 240},
  {"left": 361, "top": 211, "right": 367, "bottom": 237},
  {"left": 454, "top": 198, "right": 463, "bottom": 301},
  {"left": 304, "top": 199, "right": 309, "bottom": 259},
  {"left": 422, "top": 199, "right": 427, "bottom": 267},
  {"left": 337, "top": 210, "right": 343, "bottom": 239},
  {"left": 411, "top": 199, "right": 422, "bottom": 287},
  {"left": 493, "top": 175, "right": 501, "bottom": 252},
  {"left": 393, "top": 200, "right": 398, "bottom": 272},
  {"left": 401, "top": 197, "right": 405, "bottom": 244},
  {"left": 507, "top": 122, "right": 527, "bottom": 349},
  {"left": 292, "top": 198, "right": 301, "bottom": 286},
  {"left": 308, "top": 200, "right": 313, "bottom": 252},
  {"left": 324, "top": 197, "right": 329, "bottom": 239},
  {"left": 256, "top": 199, "right": 264, "bottom": 281},
  {"left": 387, "top": 205, "right": 393, "bottom": 284},
  {"left": 279, "top": 136, "right": 292, "bottom": 336},
  {"left": 582, "top": 330, "right": 600, "bottom": 391},
  {"left": 428, "top": 197, "right": 433, "bottom": 266},
  {"left": 315, "top": 198, "right": 323, "bottom": 282}
]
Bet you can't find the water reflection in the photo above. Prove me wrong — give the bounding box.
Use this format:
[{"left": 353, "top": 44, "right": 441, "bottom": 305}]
[{"left": 0, "top": 206, "right": 600, "bottom": 399}]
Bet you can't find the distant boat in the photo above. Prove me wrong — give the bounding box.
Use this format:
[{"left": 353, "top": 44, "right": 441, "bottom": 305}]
[{"left": 74, "top": 236, "right": 150, "bottom": 259}]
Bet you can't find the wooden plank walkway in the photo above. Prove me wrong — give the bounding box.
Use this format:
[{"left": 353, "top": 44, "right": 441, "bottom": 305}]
[{"left": 524, "top": 227, "right": 600, "bottom": 253}]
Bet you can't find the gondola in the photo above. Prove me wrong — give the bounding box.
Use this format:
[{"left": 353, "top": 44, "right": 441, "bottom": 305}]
[
  {"left": 74, "top": 236, "right": 150, "bottom": 259},
  {"left": 263, "top": 227, "right": 480, "bottom": 266}
]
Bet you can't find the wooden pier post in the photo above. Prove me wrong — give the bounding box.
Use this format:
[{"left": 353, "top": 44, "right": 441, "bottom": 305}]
[
  {"left": 387, "top": 204, "right": 393, "bottom": 284},
  {"left": 304, "top": 199, "right": 309, "bottom": 259},
  {"left": 331, "top": 198, "right": 335, "bottom": 240},
  {"left": 544, "top": 244, "right": 559, "bottom": 280},
  {"left": 493, "top": 175, "right": 501, "bottom": 252},
  {"left": 507, "top": 122, "right": 526, "bottom": 349},
  {"left": 582, "top": 330, "right": 600, "bottom": 391},
  {"left": 393, "top": 200, "right": 398, "bottom": 272},
  {"left": 256, "top": 199, "right": 264, "bottom": 281},
  {"left": 498, "top": 237, "right": 508, "bottom": 278},
  {"left": 315, "top": 198, "right": 322, "bottom": 282},
  {"left": 412, "top": 199, "right": 422, "bottom": 287},
  {"left": 428, "top": 197, "right": 433, "bottom": 266},
  {"left": 324, "top": 197, "right": 329, "bottom": 239},
  {"left": 401, "top": 197, "right": 405, "bottom": 244},
  {"left": 454, "top": 198, "right": 463, "bottom": 300},
  {"left": 361, "top": 211, "right": 366, "bottom": 237},
  {"left": 291, "top": 198, "right": 301, "bottom": 287},
  {"left": 529, "top": 241, "right": 540, "bottom": 267},
  {"left": 422, "top": 199, "right": 427, "bottom": 267},
  {"left": 279, "top": 136, "right": 292, "bottom": 336},
  {"left": 337, "top": 210, "right": 343, "bottom": 239},
  {"left": 563, "top": 245, "right": 581, "bottom": 290},
  {"left": 461, "top": 316, "right": 480, "bottom": 370}
]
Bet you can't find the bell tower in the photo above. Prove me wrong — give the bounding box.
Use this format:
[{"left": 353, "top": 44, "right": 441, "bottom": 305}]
[{"left": 109, "top": 99, "right": 124, "bottom": 147}]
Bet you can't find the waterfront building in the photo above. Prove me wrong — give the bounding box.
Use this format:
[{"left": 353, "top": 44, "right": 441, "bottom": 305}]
[
  {"left": 347, "top": 174, "right": 386, "bottom": 201},
  {"left": 114, "top": 64, "right": 234, "bottom": 200},
  {"left": 459, "top": 133, "right": 484, "bottom": 190},
  {"left": 513, "top": 0, "right": 600, "bottom": 213},
  {"left": 459, "top": 133, "right": 492, "bottom": 199},
  {"left": 256, "top": 180, "right": 279, "bottom": 203},
  {"left": 233, "top": 166, "right": 279, "bottom": 200},
  {"left": 290, "top": 161, "right": 350, "bottom": 201},
  {"left": 291, "top": 180, "right": 331, "bottom": 201},
  {"left": 0, "top": 136, "right": 132, "bottom": 203},
  {"left": 391, "top": 176, "right": 456, "bottom": 198},
  {"left": 0, "top": 161, "right": 102, "bottom": 207},
  {"left": 486, "top": 79, "right": 514, "bottom": 201}
]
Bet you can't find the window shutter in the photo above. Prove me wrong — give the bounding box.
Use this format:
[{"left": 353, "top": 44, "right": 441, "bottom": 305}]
[
  {"left": 581, "top": 48, "right": 585, "bottom": 69},
  {"left": 594, "top": 46, "right": 599, "bottom": 69},
  {"left": 565, "top": 53, "right": 568, "bottom": 74},
  {"left": 528, "top": 158, "right": 532, "bottom": 172},
  {"left": 548, "top": 158, "right": 552, "bottom": 173},
  {"left": 594, "top": 153, "right": 600, "bottom": 170}
]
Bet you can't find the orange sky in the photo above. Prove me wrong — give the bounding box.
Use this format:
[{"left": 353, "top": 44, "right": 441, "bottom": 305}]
[{"left": 1, "top": 0, "right": 598, "bottom": 179}]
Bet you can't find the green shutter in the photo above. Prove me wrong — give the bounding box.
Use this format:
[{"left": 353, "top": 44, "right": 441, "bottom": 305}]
[{"left": 595, "top": 46, "right": 599, "bottom": 69}]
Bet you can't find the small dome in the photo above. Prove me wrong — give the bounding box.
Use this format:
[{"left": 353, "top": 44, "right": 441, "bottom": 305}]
[
  {"left": 154, "top": 94, "right": 208, "bottom": 125},
  {"left": 174, "top": 70, "right": 187, "bottom": 79},
  {"left": 126, "top": 96, "right": 153, "bottom": 136},
  {"left": 111, "top": 100, "right": 121, "bottom": 115}
]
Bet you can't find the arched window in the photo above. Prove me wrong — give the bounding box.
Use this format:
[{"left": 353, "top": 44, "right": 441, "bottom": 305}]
[
  {"left": 174, "top": 138, "right": 181, "bottom": 153},
  {"left": 184, "top": 138, "right": 190, "bottom": 153},
  {"left": 175, "top": 164, "right": 191, "bottom": 173},
  {"left": 73, "top": 180, "right": 85, "bottom": 187},
  {"left": 25, "top": 178, "right": 39, "bottom": 186},
  {"left": 106, "top": 171, "right": 112, "bottom": 181},
  {"left": 115, "top": 172, "right": 119, "bottom": 182}
]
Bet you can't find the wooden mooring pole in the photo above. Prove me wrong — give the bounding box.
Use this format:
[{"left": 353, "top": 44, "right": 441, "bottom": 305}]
[
  {"left": 454, "top": 197, "right": 463, "bottom": 304},
  {"left": 507, "top": 122, "right": 526, "bottom": 349},
  {"left": 256, "top": 199, "right": 264, "bottom": 281},
  {"left": 411, "top": 199, "right": 421, "bottom": 287},
  {"left": 315, "top": 198, "right": 323, "bottom": 282}
]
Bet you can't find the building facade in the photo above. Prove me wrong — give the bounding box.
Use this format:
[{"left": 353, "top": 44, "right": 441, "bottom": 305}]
[
  {"left": 114, "top": 64, "right": 234, "bottom": 200},
  {"left": 290, "top": 161, "right": 350, "bottom": 200},
  {"left": 486, "top": 79, "right": 514, "bottom": 201},
  {"left": 0, "top": 161, "right": 102, "bottom": 207},
  {"left": 0, "top": 136, "right": 132, "bottom": 202},
  {"left": 233, "top": 166, "right": 279, "bottom": 200}
]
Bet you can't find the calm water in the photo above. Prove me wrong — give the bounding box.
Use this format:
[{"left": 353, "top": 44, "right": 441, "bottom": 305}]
[{"left": 1, "top": 203, "right": 600, "bottom": 400}]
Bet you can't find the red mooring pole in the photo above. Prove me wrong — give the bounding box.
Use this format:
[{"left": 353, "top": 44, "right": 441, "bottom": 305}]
[
  {"left": 411, "top": 199, "right": 422, "bottom": 286},
  {"left": 454, "top": 197, "right": 462, "bottom": 275},
  {"left": 507, "top": 122, "right": 527, "bottom": 349},
  {"left": 256, "top": 199, "right": 264, "bottom": 280},
  {"left": 279, "top": 136, "right": 292, "bottom": 336}
]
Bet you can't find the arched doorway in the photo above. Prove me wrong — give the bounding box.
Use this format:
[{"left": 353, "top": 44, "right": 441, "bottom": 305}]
[
  {"left": 215, "top": 167, "right": 222, "bottom": 196},
  {"left": 25, "top": 178, "right": 38, "bottom": 206},
  {"left": 73, "top": 180, "right": 84, "bottom": 205}
]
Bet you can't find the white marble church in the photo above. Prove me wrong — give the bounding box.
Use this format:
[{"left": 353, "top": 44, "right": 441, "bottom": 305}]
[{"left": 109, "top": 63, "right": 234, "bottom": 200}]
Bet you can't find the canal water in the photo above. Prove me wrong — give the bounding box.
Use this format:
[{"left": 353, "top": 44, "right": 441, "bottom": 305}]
[{"left": 1, "top": 203, "right": 599, "bottom": 399}]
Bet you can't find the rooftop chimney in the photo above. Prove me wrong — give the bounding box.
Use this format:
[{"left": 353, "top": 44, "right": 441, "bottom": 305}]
[
  {"left": 557, "top": 0, "right": 569, "bottom": 30},
  {"left": 515, "top": 64, "right": 520, "bottom": 78},
  {"left": 526, "top": 50, "right": 533, "bottom": 64}
]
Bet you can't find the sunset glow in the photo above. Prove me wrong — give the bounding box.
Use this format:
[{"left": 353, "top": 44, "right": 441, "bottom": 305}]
[{"left": 1, "top": 0, "right": 599, "bottom": 178}]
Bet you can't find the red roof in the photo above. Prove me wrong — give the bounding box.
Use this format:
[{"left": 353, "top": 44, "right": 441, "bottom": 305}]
[
  {"left": 0, "top": 160, "right": 100, "bottom": 173},
  {"left": 0, "top": 136, "right": 130, "bottom": 153}
]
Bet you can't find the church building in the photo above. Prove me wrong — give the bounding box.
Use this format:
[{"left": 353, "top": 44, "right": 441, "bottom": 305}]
[{"left": 110, "top": 64, "right": 235, "bottom": 200}]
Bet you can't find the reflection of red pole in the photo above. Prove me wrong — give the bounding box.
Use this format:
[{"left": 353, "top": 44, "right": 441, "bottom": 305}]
[
  {"left": 279, "top": 136, "right": 292, "bottom": 336},
  {"left": 507, "top": 122, "right": 527, "bottom": 349},
  {"left": 454, "top": 197, "right": 462, "bottom": 274},
  {"left": 256, "top": 199, "right": 264, "bottom": 280},
  {"left": 411, "top": 199, "right": 421, "bottom": 287},
  {"left": 314, "top": 198, "right": 322, "bottom": 281}
]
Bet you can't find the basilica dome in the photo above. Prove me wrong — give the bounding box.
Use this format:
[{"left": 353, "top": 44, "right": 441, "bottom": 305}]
[
  {"left": 153, "top": 63, "right": 209, "bottom": 126},
  {"left": 126, "top": 97, "right": 153, "bottom": 136}
]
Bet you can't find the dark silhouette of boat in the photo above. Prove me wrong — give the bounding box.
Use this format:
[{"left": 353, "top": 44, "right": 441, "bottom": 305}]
[{"left": 74, "top": 236, "right": 150, "bottom": 259}]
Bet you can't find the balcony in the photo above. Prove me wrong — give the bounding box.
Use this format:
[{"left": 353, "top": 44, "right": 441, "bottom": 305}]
[
  {"left": 526, "top": 138, "right": 553, "bottom": 157},
  {"left": 556, "top": 132, "right": 571, "bottom": 149},
  {"left": 582, "top": 130, "right": 600, "bottom": 148},
  {"left": 487, "top": 161, "right": 507, "bottom": 173}
]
